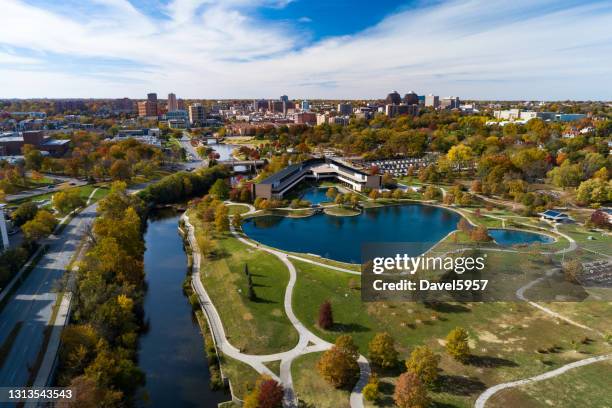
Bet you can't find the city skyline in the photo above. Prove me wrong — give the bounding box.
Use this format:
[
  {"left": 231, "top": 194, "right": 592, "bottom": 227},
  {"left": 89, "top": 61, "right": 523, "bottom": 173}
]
[{"left": 0, "top": 0, "right": 611, "bottom": 100}]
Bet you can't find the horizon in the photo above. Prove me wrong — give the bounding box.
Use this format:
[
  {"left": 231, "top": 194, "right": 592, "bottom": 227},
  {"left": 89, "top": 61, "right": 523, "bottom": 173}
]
[{"left": 1, "top": 0, "right": 611, "bottom": 100}]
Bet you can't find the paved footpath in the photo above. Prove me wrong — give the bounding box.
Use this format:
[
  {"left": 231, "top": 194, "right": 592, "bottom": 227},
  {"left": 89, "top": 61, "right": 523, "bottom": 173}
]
[
  {"left": 475, "top": 354, "right": 612, "bottom": 408},
  {"left": 183, "top": 213, "right": 370, "bottom": 407}
]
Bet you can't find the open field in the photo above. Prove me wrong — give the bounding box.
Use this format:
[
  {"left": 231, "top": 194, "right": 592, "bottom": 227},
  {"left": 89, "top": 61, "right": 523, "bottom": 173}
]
[
  {"left": 195, "top": 216, "right": 298, "bottom": 354},
  {"left": 489, "top": 359, "right": 612, "bottom": 408},
  {"left": 291, "top": 258, "right": 612, "bottom": 407}
]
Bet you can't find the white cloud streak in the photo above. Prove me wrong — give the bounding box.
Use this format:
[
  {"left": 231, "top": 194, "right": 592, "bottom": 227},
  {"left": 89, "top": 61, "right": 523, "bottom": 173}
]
[{"left": 0, "top": 0, "right": 610, "bottom": 99}]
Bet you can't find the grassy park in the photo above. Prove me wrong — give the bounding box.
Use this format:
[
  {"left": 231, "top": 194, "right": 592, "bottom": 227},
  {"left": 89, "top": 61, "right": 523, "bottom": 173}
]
[{"left": 194, "top": 214, "right": 298, "bottom": 354}]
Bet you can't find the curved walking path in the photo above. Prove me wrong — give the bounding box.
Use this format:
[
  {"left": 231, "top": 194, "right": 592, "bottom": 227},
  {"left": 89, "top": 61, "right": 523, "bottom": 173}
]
[
  {"left": 183, "top": 212, "right": 370, "bottom": 407},
  {"left": 474, "top": 353, "right": 612, "bottom": 408}
]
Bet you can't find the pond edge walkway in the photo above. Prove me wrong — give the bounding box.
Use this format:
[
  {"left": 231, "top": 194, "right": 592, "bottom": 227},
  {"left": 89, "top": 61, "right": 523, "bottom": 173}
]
[{"left": 183, "top": 212, "right": 370, "bottom": 408}]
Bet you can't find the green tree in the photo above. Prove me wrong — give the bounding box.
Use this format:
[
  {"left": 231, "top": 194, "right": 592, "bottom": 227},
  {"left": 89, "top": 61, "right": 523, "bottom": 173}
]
[
  {"left": 11, "top": 201, "right": 38, "bottom": 226},
  {"left": 446, "top": 327, "right": 470, "bottom": 362},
  {"left": 209, "top": 179, "right": 230, "bottom": 200},
  {"left": 547, "top": 161, "right": 583, "bottom": 188},
  {"left": 368, "top": 332, "right": 399, "bottom": 368}
]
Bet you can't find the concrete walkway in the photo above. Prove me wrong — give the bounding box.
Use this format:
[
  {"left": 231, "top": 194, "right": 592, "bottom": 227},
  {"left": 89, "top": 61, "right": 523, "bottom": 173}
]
[
  {"left": 475, "top": 354, "right": 612, "bottom": 408},
  {"left": 183, "top": 212, "right": 370, "bottom": 407}
]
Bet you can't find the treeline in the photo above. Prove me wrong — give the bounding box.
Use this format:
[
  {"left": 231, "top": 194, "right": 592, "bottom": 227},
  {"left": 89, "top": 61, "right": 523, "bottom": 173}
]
[
  {"left": 32, "top": 132, "right": 163, "bottom": 181},
  {"left": 57, "top": 182, "right": 146, "bottom": 406},
  {"left": 138, "top": 165, "right": 230, "bottom": 205}
]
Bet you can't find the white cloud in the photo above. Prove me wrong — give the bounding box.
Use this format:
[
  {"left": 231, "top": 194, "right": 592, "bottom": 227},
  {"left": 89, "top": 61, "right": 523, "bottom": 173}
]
[{"left": 0, "top": 0, "right": 610, "bottom": 99}]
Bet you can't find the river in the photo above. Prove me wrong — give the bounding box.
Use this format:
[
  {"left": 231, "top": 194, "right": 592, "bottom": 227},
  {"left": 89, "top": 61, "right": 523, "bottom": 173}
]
[{"left": 138, "top": 210, "right": 228, "bottom": 407}]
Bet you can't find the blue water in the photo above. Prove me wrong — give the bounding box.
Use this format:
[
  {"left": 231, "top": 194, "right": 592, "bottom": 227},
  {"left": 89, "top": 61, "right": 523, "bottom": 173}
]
[
  {"left": 300, "top": 187, "right": 336, "bottom": 204},
  {"left": 242, "top": 204, "right": 462, "bottom": 263},
  {"left": 139, "top": 211, "right": 228, "bottom": 407},
  {"left": 488, "top": 229, "right": 553, "bottom": 246}
]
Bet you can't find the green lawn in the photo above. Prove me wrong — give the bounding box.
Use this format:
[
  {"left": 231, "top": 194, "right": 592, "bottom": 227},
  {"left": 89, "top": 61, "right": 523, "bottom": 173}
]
[
  {"left": 227, "top": 204, "right": 250, "bottom": 216},
  {"left": 196, "top": 220, "right": 298, "bottom": 354},
  {"left": 219, "top": 354, "right": 260, "bottom": 400},
  {"left": 324, "top": 206, "right": 361, "bottom": 216}
]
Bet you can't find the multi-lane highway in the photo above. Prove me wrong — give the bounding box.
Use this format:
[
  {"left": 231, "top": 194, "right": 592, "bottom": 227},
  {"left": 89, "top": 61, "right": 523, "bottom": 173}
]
[{"left": 0, "top": 203, "right": 97, "bottom": 387}]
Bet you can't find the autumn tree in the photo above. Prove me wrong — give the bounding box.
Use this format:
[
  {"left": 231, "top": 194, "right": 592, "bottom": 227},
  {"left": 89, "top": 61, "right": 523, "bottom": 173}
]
[
  {"left": 362, "top": 374, "right": 380, "bottom": 402},
  {"left": 446, "top": 327, "right": 470, "bottom": 362},
  {"left": 244, "top": 375, "right": 284, "bottom": 408},
  {"left": 11, "top": 201, "right": 38, "bottom": 226},
  {"left": 563, "top": 259, "right": 583, "bottom": 284},
  {"left": 109, "top": 159, "right": 132, "bottom": 181},
  {"left": 470, "top": 225, "right": 492, "bottom": 242},
  {"left": 53, "top": 189, "right": 86, "bottom": 215},
  {"left": 326, "top": 187, "right": 337, "bottom": 201},
  {"left": 232, "top": 212, "right": 243, "bottom": 229},
  {"left": 368, "top": 332, "right": 399, "bottom": 368},
  {"left": 369, "top": 189, "right": 379, "bottom": 201},
  {"left": 317, "top": 335, "right": 360, "bottom": 388},
  {"left": 22, "top": 209, "right": 57, "bottom": 241},
  {"left": 214, "top": 204, "right": 229, "bottom": 233},
  {"left": 406, "top": 346, "right": 440, "bottom": 386},
  {"left": 394, "top": 372, "right": 429, "bottom": 408},
  {"left": 318, "top": 300, "right": 333, "bottom": 329}
]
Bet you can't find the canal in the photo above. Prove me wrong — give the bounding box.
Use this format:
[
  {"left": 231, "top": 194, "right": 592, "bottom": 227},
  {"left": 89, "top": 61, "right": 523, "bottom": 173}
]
[{"left": 138, "top": 210, "right": 228, "bottom": 407}]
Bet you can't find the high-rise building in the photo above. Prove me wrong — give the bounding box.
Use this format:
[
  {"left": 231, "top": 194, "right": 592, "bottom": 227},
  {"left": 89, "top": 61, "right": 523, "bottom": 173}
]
[
  {"left": 138, "top": 100, "right": 158, "bottom": 117},
  {"left": 440, "top": 96, "right": 460, "bottom": 109},
  {"left": 188, "top": 103, "right": 206, "bottom": 126},
  {"left": 385, "top": 104, "right": 419, "bottom": 117},
  {"left": 301, "top": 100, "right": 310, "bottom": 111},
  {"left": 147, "top": 93, "right": 157, "bottom": 102},
  {"left": 167, "top": 93, "right": 178, "bottom": 112},
  {"left": 294, "top": 112, "right": 317, "bottom": 125},
  {"left": 425, "top": 94, "right": 440, "bottom": 108},
  {"left": 385, "top": 91, "right": 402, "bottom": 105},
  {"left": 280, "top": 95, "right": 289, "bottom": 103},
  {"left": 268, "top": 100, "right": 284, "bottom": 113},
  {"left": 337, "top": 103, "right": 353, "bottom": 116},
  {"left": 403, "top": 91, "right": 419, "bottom": 105}
]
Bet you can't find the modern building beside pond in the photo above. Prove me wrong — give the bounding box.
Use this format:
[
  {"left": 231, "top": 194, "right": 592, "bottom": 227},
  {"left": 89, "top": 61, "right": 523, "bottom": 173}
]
[{"left": 253, "top": 158, "right": 382, "bottom": 199}]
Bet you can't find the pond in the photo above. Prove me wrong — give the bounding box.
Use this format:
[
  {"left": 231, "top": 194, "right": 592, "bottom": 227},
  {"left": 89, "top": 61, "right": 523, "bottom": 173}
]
[
  {"left": 242, "top": 204, "right": 462, "bottom": 263},
  {"left": 300, "top": 187, "right": 336, "bottom": 205},
  {"left": 488, "top": 228, "right": 554, "bottom": 246},
  {"left": 138, "top": 210, "right": 228, "bottom": 407},
  {"left": 207, "top": 141, "right": 238, "bottom": 161}
]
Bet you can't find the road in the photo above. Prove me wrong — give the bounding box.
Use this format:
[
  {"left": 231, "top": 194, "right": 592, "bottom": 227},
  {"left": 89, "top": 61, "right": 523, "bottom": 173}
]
[
  {"left": 179, "top": 133, "right": 206, "bottom": 170},
  {"left": 0, "top": 202, "right": 97, "bottom": 387},
  {"left": 6, "top": 176, "right": 87, "bottom": 203}
]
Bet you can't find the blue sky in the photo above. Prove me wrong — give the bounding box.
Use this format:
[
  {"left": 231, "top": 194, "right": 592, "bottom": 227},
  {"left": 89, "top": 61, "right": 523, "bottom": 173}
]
[{"left": 0, "top": 0, "right": 611, "bottom": 99}]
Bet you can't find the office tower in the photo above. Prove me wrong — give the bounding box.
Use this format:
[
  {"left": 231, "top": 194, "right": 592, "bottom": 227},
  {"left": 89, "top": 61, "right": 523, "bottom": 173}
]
[
  {"left": 337, "top": 103, "right": 353, "bottom": 116},
  {"left": 403, "top": 91, "right": 419, "bottom": 105},
  {"left": 188, "top": 103, "right": 206, "bottom": 126},
  {"left": 167, "top": 93, "right": 178, "bottom": 112},
  {"left": 385, "top": 91, "right": 402, "bottom": 105},
  {"left": 425, "top": 94, "right": 440, "bottom": 108}
]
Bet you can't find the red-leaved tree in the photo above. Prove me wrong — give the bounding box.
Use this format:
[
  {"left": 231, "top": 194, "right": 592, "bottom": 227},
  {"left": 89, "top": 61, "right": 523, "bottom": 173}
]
[{"left": 318, "top": 300, "right": 333, "bottom": 329}]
